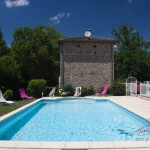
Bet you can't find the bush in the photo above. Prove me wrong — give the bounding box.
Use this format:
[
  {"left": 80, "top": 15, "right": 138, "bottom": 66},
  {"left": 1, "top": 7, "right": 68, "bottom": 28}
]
[
  {"left": 96, "top": 86, "right": 104, "bottom": 93},
  {"left": 27, "top": 79, "right": 47, "bottom": 98},
  {"left": 82, "top": 86, "right": 94, "bottom": 96},
  {"left": 44, "top": 86, "right": 53, "bottom": 97},
  {"left": 54, "top": 85, "right": 60, "bottom": 96},
  {"left": 3, "top": 89, "right": 13, "bottom": 100},
  {"left": 64, "top": 83, "right": 74, "bottom": 96},
  {"left": 108, "top": 80, "right": 125, "bottom": 96}
]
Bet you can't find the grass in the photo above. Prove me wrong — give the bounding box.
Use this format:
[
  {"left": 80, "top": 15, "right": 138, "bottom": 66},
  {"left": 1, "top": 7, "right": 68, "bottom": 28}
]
[{"left": 0, "top": 99, "right": 36, "bottom": 117}]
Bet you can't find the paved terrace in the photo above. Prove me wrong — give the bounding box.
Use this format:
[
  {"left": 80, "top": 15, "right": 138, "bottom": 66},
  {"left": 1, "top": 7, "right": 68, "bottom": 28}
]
[{"left": 0, "top": 96, "right": 150, "bottom": 150}]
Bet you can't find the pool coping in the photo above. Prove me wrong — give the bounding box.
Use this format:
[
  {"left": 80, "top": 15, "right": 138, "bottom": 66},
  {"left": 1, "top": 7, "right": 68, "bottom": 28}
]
[{"left": 0, "top": 96, "right": 150, "bottom": 149}]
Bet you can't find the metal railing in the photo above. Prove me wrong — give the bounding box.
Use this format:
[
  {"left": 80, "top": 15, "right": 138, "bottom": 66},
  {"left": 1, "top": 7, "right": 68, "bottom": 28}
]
[
  {"left": 140, "top": 83, "right": 150, "bottom": 96},
  {"left": 126, "top": 82, "right": 137, "bottom": 96}
]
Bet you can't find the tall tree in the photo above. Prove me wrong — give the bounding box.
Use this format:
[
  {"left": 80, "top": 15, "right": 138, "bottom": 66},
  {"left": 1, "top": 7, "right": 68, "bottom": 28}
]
[
  {"left": 0, "top": 28, "right": 21, "bottom": 98},
  {"left": 0, "top": 28, "right": 10, "bottom": 56},
  {"left": 0, "top": 56, "right": 21, "bottom": 89},
  {"left": 11, "top": 25, "right": 63, "bottom": 86},
  {"left": 112, "top": 24, "right": 150, "bottom": 81}
]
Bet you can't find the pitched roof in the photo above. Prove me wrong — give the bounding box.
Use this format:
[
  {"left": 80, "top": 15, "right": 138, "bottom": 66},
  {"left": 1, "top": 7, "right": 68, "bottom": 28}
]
[{"left": 58, "top": 36, "right": 116, "bottom": 43}]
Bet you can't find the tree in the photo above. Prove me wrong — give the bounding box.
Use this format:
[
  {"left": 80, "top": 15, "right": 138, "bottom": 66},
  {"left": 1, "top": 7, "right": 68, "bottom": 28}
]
[
  {"left": 0, "top": 28, "right": 10, "bottom": 56},
  {"left": 112, "top": 24, "right": 150, "bottom": 81},
  {"left": 0, "top": 56, "right": 21, "bottom": 89},
  {"left": 11, "top": 25, "right": 63, "bottom": 86}
]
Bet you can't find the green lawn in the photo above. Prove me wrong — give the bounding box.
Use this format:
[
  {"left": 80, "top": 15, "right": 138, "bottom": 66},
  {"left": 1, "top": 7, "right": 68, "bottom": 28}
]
[{"left": 0, "top": 99, "right": 36, "bottom": 117}]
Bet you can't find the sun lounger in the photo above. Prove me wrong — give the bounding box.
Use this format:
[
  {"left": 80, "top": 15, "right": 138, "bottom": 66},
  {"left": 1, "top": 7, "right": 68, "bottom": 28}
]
[
  {"left": 95, "top": 85, "right": 108, "bottom": 96},
  {"left": 19, "top": 88, "right": 33, "bottom": 99},
  {"left": 0, "top": 90, "right": 15, "bottom": 105}
]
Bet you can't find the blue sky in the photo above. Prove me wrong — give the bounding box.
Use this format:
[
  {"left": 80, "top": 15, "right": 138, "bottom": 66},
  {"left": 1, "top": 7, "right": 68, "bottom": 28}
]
[{"left": 0, "top": 0, "right": 150, "bottom": 46}]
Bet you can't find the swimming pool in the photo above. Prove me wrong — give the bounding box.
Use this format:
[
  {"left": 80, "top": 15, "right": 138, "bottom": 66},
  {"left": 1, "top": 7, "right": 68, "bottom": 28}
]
[{"left": 0, "top": 98, "right": 150, "bottom": 141}]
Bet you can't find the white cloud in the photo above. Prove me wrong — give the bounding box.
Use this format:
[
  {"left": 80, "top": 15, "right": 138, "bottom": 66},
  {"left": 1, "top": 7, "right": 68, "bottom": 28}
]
[
  {"left": 66, "top": 12, "right": 71, "bottom": 18},
  {"left": 57, "top": 12, "right": 65, "bottom": 18},
  {"left": 50, "top": 12, "right": 71, "bottom": 24},
  {"left": 128, "top": 0, "right": 133, "bottom": 3},
  {"left": 5, "top": 0, "right": 29, "bottom": 8}
]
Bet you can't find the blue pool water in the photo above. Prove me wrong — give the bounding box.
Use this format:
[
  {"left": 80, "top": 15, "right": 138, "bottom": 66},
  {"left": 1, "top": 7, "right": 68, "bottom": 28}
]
[{"left": 0, "top": 98, "right": 150, "bottom": 141}]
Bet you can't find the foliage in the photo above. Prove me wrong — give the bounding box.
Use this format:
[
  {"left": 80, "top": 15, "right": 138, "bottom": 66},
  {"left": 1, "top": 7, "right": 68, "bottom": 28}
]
[
  {"left": 0, "top": 26, "right": 63, "bottom": 100},
  {"left": 27, "top": 79, "right": 47, "bottom": 98},
  {"left": 112, "top": 24, "right": 150, "bottom": 81},
  {"left": 97, "top": 86, "right": 104, "bottom": 93},
  {"left": 82, "top": 86, "right": 94, "bottom": 96},
  {"left": 54, "top": 85, "right": 60, "bottom": 96},
  {"left": 11, "top": 25, "right": 63, "bottom": 86},
  {"left": 3, "top": 89, "right": 13, "bottom": 100},
  {"left": 44, "top": 86, "right": 53, "bottom": 97},
  {"left": 64, "top": 83, "right": 74, "bottom": 96},
  {"left": 0, "top": 28, "right": 10, "bottom": 56},
  {"left": 0, "top": 56, "right": 21, "bottom": 89},
  {"left": 108, "top": 80, "right": 125, "bottom": 96}
]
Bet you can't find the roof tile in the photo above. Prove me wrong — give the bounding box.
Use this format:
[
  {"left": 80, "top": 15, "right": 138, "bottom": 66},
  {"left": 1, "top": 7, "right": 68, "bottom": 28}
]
[{"left": 58, "top": 36, "right": 116, "bottom": 43}]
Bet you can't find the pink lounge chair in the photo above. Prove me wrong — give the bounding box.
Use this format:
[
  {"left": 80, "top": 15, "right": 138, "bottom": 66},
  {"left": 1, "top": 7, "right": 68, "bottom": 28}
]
[
  {"left": 19, "top": 88, "right": 33, "bottom": 99},
  {"left": 95, "top": 85, "right": 108, "bottom": 96}
]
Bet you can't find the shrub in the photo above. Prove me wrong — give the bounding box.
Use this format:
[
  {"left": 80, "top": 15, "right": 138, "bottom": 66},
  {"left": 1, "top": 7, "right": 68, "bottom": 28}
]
[
  {"left": 82, "top": 86, "right": 94, "bottom": 96},
  {"left": 108, "top": 80, "right": 125, "bottom": 96},
  {"left": 81, "top": 87, "right": 88, "bottom": 96},
  {"left": 54, "top": 85, "right": 60, "bottom": 96},
  {"left": 64, "top": 83, "right": 74, "bottom": 96},
  {"left": 3, "top": 89, "right": 13, "bottom": 100},
  {"left": 44, "top": 85, "right": 59, "bottom": 96},
  {"left": 44, "top": 86, "right": 53, "bottom": 97},
  {"left": 96, "top": 86, "right": 104, "bottom": 93},
  {"left": 27, "top": 79, "right": 47, "bottom": 98}
]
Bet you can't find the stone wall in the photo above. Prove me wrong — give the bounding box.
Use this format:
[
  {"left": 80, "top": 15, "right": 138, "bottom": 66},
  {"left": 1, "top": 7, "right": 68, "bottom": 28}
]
[
  {"left": 64, "top": 62, "right": 112, "bottom": 90},
  {"left": 59, "top": 38, "right": 114, "bottom": 91}
]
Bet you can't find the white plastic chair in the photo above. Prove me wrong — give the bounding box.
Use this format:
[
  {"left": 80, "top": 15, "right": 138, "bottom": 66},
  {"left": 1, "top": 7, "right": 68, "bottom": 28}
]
[{"left": 0, "top": 90, "right": 15, "bottom": 105}]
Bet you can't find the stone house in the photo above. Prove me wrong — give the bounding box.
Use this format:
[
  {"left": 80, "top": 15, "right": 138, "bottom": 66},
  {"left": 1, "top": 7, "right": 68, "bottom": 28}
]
[{"left": 58, "top": 36, "right": 116, "bottom": 91}]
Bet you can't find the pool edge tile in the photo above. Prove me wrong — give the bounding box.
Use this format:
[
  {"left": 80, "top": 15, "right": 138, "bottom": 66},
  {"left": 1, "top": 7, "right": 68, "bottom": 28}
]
[
  {"left": 40, "top": 142, "right": 65, "bottom": 149},
  {"left": 89, "top": 141, "right": 115, "bottom": 148},
  {"left": 0, "top": 141, "right": 18, "bottom": 148},
  {"left": 64, "top": 142, "right": 90, "bottom": 149},
  {"left": 15, "top": 141, "right": 42, "bottom": 149},
  {"left": 113, "top": 141, "right": 150, "bottom": 148}
]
